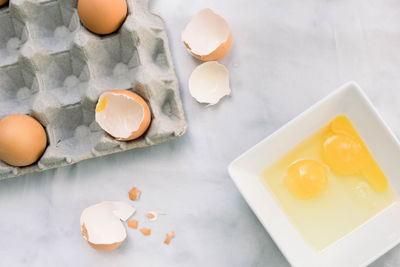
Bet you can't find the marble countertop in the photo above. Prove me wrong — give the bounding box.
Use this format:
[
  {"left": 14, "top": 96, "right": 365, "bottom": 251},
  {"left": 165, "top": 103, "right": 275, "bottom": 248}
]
[{"left": 2, "top": 0, "right": 400, "bottom": 266}]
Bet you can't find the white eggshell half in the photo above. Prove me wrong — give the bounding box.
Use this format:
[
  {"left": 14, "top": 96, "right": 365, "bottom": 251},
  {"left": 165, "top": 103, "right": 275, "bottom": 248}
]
[
  {"left": 95, "top": 92, "right": 145, "bottom": 139},
  {"left": 80, "top": 201, "right": 135, "bottom": 245},
  {"left": 189, "top": 61, "right": 231, "bottom": 105},
  {"left": 182, "top": 8, "right": 231, "bottom": 56}
]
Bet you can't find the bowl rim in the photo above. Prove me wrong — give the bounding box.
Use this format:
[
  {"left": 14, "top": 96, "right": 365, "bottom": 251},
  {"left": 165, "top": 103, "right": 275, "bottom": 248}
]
[{"left": 228, "top": 81, "right": 400, "bottom": 267}]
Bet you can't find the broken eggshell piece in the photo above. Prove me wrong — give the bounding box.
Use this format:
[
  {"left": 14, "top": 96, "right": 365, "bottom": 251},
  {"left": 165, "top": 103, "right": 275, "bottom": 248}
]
[
  {"left": 146, "top": 211, "right": 157, "bottom": 221},
  {"left": 128, "top": 186, "right": 141, "bottom": 201},
  {"left": 145, "top": 210, "right": 166, "bottom": 221},
  {"left": 127, "top": 219, "right": 139, "bottom": 229},
  {"left": 95, "top": 90, "right": 151, "bottom": 141},
  {"left": 140, "top": 227, "right": 151, "bottom": 236},
  {"left": 189, "top": 61, "right": 231, "bottom": 105},
  {"left": 164, "top": 231, "right": 175, "bottom": 245},
  {"left": 80, "top": 201, "right": 135, "bottom": 252},
  {"left": 182, "top": 8, "right": 232, "bottom": 61}
]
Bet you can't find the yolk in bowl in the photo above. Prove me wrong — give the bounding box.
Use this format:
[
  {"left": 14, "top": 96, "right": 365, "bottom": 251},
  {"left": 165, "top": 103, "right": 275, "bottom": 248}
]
[
  {"left": 322, "top": 115, "right": 388, "bottom": 192},
  {"left": 322, "top": 134, "right": 364, "bottom": 175},
  {"left": 261, "top": 115, "right": 396, "bottom": 250},
  {"left": 285, "top": 159, "right": 328, "bottom": 199}
]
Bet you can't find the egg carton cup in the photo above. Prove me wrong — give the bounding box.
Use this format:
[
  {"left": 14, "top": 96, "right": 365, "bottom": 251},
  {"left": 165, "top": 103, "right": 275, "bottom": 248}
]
[{"left": 0, "top": 0, "right": 187, "bottom": 179}]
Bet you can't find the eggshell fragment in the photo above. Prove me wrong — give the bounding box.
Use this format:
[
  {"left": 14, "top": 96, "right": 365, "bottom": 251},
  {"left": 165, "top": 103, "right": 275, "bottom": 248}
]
[
  {"left": 189, "top": 61, "right": 231, "bottom": 105},
  {"left": 182, "top": 8, "right": 232, "bottom": 61},
  {"left": 145, "top": 210, "right": 166, "bottom": 221},
  {"left": 112, "top": 201, "right": 136, "bottom": 221},
  {"left": 128, "top": 186, "right": 141, "bottom": 201},
  {"left": 80, "top": 201, "right": 135, "bottom": 252},
  {"left": 164, "top": 231, "right": 175, "bottom": 245},
  {"left": 146, "top": 211, "right": 157, "bottom": 221},
  {"left": 95, "top": 90, "right": 151, "bottom": 141},
  {"left": 140, "top": 228, "right": 151, "bottom": 236},
  {"left": 127, "top": 219, "right": 139, "bottom": 229},
  {"left": 78, "top": 0, "right": 127, "bottom": 35}
]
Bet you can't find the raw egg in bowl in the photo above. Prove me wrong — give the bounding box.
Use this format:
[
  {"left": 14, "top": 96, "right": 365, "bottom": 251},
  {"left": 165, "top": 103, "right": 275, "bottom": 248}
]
[{"left": 228, "top": 82, "right": 400, "bottom": 267}]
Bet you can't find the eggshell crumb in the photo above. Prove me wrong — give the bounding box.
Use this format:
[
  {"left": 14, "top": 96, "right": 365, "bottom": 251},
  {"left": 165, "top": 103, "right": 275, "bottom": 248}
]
[
  {"left": 146, "top": 211, "right": 157, "bottom": 221},
  {"left": 127, "top": 219, "right": 139, "bottom": 229},
  {"left": 145, "top": 210, "right": 167, "bottom": 221},
  {"left": 164, "top": 231, "right": 175, "bottom": 245},
  {"left": 129, "top": 186, "right": 142, "bottom": 201},
  {"left": 189, "top": 61, "right": 231, "bottom": 105},
  {"left": 140, "top": 228, "right": 151, "bottom": 236}
]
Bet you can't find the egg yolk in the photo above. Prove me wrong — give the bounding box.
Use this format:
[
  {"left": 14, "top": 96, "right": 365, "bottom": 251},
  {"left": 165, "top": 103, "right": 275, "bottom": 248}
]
[
  {"left": 322, "top": 134, "right": 364, "bottom": 175},
  {"left": 321, "top": 115, "right": 388, "bottom": 192},
  {"left": 96, "top": 97, "right": 107, "bottom": 112},
  {"left": 285, "top": 159, "right": 328, "bottom": 199}
]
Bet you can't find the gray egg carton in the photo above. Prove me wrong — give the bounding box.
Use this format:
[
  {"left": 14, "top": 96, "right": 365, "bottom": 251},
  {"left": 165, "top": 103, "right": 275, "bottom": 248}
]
[{"left": 0, "top": 0, "right": 187, "bottom": 180}]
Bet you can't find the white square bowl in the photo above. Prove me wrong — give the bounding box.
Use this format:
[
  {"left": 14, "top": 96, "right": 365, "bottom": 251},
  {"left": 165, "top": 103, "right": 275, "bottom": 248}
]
[{"left": 228, "top": 82, "right": 400, "bottom": 267}]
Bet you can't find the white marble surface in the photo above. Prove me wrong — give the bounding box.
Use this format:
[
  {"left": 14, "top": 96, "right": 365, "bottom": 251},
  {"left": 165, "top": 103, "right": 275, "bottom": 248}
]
[{"left": 2, "top": 0, "right": 400, "bottom": 266}]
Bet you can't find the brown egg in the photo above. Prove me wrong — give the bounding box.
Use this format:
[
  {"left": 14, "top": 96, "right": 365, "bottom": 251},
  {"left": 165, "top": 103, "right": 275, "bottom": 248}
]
[
  {"left": 0, "top": 114, "right": 47, "bottom": 167},
  {"left": 0, "top": 0, "right": 8, "bottom": 7},
  {"left": 78, "top": 0, "right": 127, "bottom": 35}
]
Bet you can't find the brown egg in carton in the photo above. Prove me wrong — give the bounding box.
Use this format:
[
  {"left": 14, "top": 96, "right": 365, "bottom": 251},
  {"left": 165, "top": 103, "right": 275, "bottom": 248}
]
[{"left": 0, "top": 0, "right": 186, "bottom": 179}]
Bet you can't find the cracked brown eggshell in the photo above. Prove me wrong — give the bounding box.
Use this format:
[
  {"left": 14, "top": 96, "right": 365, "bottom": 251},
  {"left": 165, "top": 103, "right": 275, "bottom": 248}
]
[
  {"left": 80, "top": 201, "right": 135, "bottom": 252},
  {"left": 182, "top": 8, "right": 232, "bottom": 61},
  {"left": 95, "top": 90, "right": 151, "bottom": 141}
]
